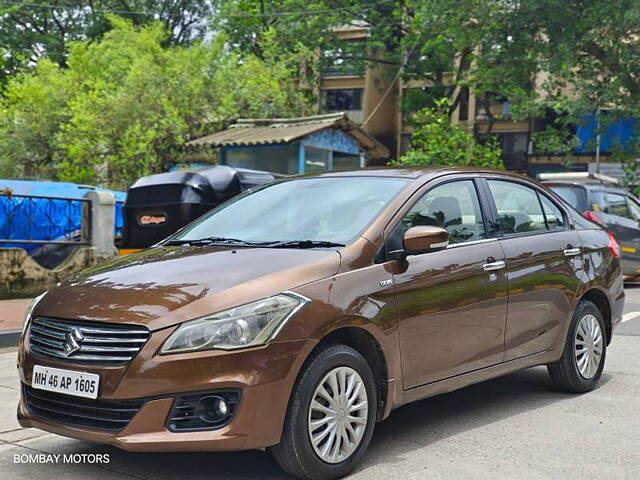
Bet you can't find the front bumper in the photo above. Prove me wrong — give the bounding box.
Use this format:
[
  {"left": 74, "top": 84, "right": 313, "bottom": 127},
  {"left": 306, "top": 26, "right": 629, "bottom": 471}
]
[{"left": 18, "top": 335, "right": 316, "bottom": 452}]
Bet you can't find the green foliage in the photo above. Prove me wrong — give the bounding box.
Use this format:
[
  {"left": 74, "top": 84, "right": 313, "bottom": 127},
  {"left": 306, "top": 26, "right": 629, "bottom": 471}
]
[
  {"left": 0, "top": 17, "right": 313, "bottom": 188},
  {"left": 218, "top": 0, "right": 640, "bottom": 128},
  {"left": 4, "top": 1, "right": 640, "bottom": 182},
  {"left": 531, "top": 126, "right": 580, "bottom": 167},
  {"left": 393, "top": 100, "right": 504, "bottom": 169},
  {"left": 0, "top": 59, "right": 72, "bottom": 178},
  {"left": 621, "top": 160, "right": 640, "bottom": 196},
  {"left": 216, "top": 0, "right": 506, "bottom": 117},
  {"left": 608, "top": 130, "right": 640, "bottom": 195},
  {"left": 470, "top": 0, "right": 640, "bottom": 124},
  {"left": 0, "top": 1, "right": 212, "bottom": 84}
]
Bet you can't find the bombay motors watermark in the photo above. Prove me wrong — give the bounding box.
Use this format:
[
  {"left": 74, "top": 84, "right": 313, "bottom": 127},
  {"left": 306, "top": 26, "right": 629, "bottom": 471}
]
[{"left": 14, "top": 453, "right": 110, "bottom": 464}]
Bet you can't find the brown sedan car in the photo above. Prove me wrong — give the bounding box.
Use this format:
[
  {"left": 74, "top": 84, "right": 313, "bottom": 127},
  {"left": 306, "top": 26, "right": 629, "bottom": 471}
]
[{"left": 17, "top": 168, "right": 624, "bottom": 479}]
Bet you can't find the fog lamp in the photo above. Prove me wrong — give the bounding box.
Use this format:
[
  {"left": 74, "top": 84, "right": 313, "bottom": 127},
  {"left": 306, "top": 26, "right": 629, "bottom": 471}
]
[
  {"left": 167, "top": 390, "right": 240, "bottom": 432},
  {"left": 195, "top": 395, "right": 229, "bottom": 424}
]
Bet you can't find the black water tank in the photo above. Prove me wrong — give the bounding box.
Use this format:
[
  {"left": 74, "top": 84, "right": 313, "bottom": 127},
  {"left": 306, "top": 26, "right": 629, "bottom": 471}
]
[{"left": 122, "top": 166, "right": 277, "bottom": 249}]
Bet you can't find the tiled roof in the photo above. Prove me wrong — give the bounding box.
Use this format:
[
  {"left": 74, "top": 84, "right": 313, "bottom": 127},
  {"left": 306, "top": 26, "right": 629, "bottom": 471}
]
[{"left": 186, "top": 113, "right": 389, "bottom": 159}]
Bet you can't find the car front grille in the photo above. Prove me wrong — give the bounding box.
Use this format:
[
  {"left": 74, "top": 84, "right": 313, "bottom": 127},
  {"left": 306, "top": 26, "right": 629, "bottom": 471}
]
[
  {"left": 24, "top": 385, "right": 144, "bottom": 431},
  {"left": 28, "top": 316, "right": 150, "bottom": 366}
]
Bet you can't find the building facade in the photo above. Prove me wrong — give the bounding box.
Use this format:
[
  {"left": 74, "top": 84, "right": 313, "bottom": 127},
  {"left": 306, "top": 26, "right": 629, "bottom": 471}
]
[{"left": 316, "top": 25, "right": 629, "bottom": 178}]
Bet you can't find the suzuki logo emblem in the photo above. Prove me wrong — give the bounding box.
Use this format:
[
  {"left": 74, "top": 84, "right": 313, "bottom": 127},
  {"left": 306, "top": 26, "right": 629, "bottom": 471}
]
[{"left": 63, "top": 328, "right": 84, "bottom": 356}]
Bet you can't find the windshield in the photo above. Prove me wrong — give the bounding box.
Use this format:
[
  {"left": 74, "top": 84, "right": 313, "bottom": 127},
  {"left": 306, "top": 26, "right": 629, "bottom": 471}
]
[{"left": 171, "top": 176, "right": 408, "bottom": 246}]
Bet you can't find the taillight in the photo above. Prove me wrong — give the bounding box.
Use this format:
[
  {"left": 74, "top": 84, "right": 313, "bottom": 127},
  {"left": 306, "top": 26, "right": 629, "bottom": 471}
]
[
  {"left": 608, "top": 231, "right": 621, "bottom": 258},
  {"left": 583, "top": 210, "right": 605, "bottom": 226}
]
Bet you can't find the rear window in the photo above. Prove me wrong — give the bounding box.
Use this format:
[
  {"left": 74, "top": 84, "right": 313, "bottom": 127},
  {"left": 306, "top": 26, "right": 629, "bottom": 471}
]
[{"left": 547, "top": 185, "right": 588, "bottom": 212}]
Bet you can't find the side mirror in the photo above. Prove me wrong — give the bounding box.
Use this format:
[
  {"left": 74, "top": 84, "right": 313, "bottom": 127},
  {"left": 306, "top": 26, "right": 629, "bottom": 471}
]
[{"left": 402, "top": 226, "right": 449, "bottom": 256}]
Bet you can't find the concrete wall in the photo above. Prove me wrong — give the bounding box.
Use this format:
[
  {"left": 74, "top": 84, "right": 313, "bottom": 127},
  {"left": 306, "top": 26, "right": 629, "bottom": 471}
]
[
  {"left": 0, "top": 191, "right": 119, "bottom": 299},
  {"left": 0, "top": 247, "right": 107, "bottom": 299}
]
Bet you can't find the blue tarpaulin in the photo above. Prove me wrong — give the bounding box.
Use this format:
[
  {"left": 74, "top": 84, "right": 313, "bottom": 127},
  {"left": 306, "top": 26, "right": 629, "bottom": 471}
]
[
  {"left": 575, "top": 114, "right": 638, "bottom": 154},
  {"left": 0, "top": 179, "right": 125, "bottom": 252}
]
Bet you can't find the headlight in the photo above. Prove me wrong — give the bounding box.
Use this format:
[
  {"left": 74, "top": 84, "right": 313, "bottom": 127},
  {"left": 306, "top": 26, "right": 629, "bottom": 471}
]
[
  {"left": 22, "top": 291, "right": 47, "bottom": 335},
  {"left": 160, "top": 293, "right": 308, "bottom": 354}
]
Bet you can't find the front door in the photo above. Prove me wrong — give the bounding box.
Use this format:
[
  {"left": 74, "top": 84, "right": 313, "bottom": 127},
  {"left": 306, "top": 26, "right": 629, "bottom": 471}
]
[
  {"left": 392, "top": 179, "right": 508, "bottom": 389},
  {"left": 484, "top": 179, "right": 582, "bottom": 361}
]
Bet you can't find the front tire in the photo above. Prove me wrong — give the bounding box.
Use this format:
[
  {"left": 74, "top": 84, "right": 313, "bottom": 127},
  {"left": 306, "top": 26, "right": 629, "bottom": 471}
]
[
  {"left": 547, "top": 300, "right": 607, "bottom": 393},
  {"left": 270, "top": 344, "right": 377, "bottom": 480}
]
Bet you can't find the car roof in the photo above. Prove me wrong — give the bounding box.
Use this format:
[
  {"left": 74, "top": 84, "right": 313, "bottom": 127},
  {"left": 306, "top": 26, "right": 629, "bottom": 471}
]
[
  {"left": 308, "top": 166, "right": 528, "bottom": 180},
  {"left": 542, "top": 181, "right": 629, "bottom": 194}
]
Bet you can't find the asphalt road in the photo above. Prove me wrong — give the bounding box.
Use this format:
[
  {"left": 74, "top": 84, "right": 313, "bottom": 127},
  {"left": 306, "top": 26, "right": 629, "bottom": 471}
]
[{"left": 2, "top": 289, "right": 640, "bottom": 479}]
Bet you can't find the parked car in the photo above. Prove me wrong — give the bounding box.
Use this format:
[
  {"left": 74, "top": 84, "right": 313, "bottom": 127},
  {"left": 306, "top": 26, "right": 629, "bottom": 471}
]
[
  {"left": 541, "top": 172, "right": 640, "bottom": 279},
  {"left": 17, "top": 168, "right": 624, "bottom": 480}
]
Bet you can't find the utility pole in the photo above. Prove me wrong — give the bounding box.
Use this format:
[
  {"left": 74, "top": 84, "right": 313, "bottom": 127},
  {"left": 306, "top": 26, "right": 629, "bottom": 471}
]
[{"left": 595, "top": 106, "right": 601, "bottom": 174}]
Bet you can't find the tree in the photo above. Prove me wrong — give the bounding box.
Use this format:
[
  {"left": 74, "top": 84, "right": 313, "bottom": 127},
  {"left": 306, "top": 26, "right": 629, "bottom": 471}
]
[
  {"left": 393, "top": 99, "right": 504, "bottom": 169},
  {"left": 0, "top": 1, "right": 213, "bottom": 84},
  {"left": 0, "top": 17, "right": 313, "bottom": 188},
  {"left": 216, "top": 0, "right": 640, "bottom": 139},
  {"left": 214, "top": 0, "right": 507, "bottom": 116},
  {"left": 0, "top": 59, "right": 72, "bottom": 178}
]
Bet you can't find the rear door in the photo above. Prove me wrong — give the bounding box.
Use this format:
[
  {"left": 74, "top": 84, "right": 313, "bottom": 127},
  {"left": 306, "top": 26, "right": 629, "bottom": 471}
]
[{"left": 483, "top": 178, "right": 582, "bottom": 361}]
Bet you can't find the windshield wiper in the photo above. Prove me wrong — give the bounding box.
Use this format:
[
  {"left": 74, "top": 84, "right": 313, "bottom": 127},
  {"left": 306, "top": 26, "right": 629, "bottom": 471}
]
[
  {"left": 164, "top": 237, "right": 345, "bottom": 249},
  {"left": 164, "top": 236, "right": 268, "bottom": 247},
  {"left": 264, "top": 240, "right": 345, "bottom": 249}
]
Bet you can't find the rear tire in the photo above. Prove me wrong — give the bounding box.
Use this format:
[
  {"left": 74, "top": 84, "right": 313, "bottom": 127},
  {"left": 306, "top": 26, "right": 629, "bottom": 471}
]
[
  {"left": 270, "top": 344, "right": 377, "bottom": 480},
  {"left": 547, "top": 300, "right": 606, "bottom": 393}
]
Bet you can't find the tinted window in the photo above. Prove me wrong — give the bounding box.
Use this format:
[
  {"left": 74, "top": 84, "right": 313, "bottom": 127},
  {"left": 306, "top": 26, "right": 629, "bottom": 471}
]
[
  {"left": 487, "top": 180, "right": 546, "bottom": 234},
  {"left": 539, "top": 195, "right": 566, "bottom": 229},
  {"left": 174, "top": 177, "right": 408, "bottom": 245},
  {"left": 547, "top": 185, "right": 588, "bottom": 212},
  {"left": 401, "top": 180, "right": 485, "bottom": 244},
  {"left": 606, "top": 192, "right": 631, "bottom": 219}
]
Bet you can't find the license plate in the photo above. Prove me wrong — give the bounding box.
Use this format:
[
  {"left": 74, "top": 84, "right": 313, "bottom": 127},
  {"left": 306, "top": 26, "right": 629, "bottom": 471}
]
[{"left": 32, "top": 365, "right": 99, "bottom": 399}]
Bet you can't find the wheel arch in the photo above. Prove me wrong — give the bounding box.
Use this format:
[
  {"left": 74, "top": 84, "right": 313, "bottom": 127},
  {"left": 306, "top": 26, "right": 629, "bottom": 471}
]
[{"left": 307, "top": 326, "right": 390, "bottom": 422}]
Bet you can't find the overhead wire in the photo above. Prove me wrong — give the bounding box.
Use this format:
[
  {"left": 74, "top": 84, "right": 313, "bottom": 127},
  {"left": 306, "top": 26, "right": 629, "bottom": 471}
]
[{"left": 0, "top": 0, "right": 397, "bottom": 20}]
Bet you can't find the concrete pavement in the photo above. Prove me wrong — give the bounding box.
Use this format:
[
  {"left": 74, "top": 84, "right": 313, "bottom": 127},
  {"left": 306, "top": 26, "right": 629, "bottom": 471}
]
[
  {"left": 0, "top": 298, "right": 31, "bottom": 347},
  {"left": 619, "top": 284, "right": 640, "bottom": 336},
  {"left": 0, "top": 298, "right": 31, "bottom": 332},
  {"left": 1, "top": 290, "right": 640, "bottom": 479}
]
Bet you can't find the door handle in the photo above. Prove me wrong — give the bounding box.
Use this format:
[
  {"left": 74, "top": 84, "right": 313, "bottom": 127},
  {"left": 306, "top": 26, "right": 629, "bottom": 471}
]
[
  {"left": 483, "top": 260, "right": 506, "bottom": 271},
  {"left": 563, "top": 247, "right": 581, "bottom": 257}
]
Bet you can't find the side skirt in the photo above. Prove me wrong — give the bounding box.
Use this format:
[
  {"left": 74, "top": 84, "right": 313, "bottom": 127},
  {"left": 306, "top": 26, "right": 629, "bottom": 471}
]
[{"left": 396, "top": 346, "right": 563, "bottom": 408}]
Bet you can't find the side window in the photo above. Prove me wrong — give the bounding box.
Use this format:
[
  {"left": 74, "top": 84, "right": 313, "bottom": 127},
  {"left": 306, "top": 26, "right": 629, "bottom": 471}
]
[
  {"left": 606, "top": 192, "right": 631, "bottom": 219},
  {"left": 539, "top": 194, "right": 566, "bottom": 229},
  {"left": 591, "top": 191, "right": 608, "bottom": 213},
  {"left": 401, "top": 180, "right": 486, "bottom": 245},
  {"left": 487, "top": 180, "right": 546, "bottom": 234}
]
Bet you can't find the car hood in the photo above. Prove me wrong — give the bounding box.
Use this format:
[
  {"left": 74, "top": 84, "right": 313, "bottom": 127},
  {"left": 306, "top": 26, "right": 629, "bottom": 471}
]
[{"left": 35, "top": 246, "right": 341, "bottom": 331}]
